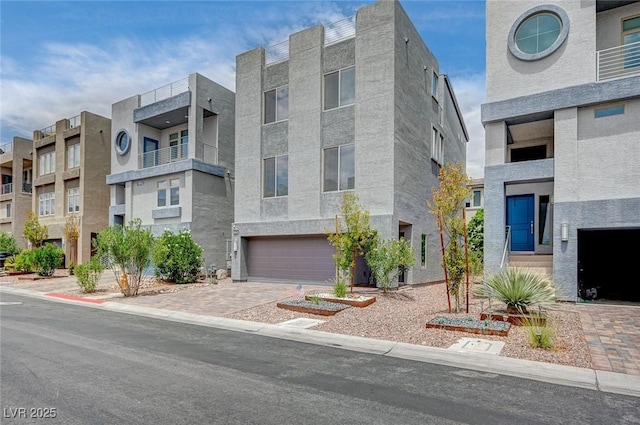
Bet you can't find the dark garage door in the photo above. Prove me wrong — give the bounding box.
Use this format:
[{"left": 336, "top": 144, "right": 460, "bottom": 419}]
[
  {"left": 247, "top": 236, "right": 336, "bottom": 283},
  {"left": 578, "top": 228, "right": 640, "bottom": 302}
]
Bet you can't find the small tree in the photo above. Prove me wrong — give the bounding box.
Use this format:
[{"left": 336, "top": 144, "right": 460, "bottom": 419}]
[
  {"left": 95, "top": 219, "right": 155, "bottom": 297},
  {"left": 365, "top": 236, "right": 415, "bottom": 293},
  {"left": 468, "top": 208, "right": 484, "bottom": 278},
  {"left": 153, "top": 229, "right": 203, "bottom": 284},
  {"left": 428, "top": 162, "right": 471, "bottom": 313},
  {"left": 327, "top": 193, "right": 377, "bottom": 291},
  {"left": 23, "top": 211, "right": 48, "bottom": 248},
  {"left": 63, "top": 214, "right": 80, "bottom": 267},
  {"left": 0, "top": 231, "right": 20, "bottom": 254}
]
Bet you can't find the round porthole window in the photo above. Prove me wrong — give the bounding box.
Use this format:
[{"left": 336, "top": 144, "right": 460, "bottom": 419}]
[
  {"left": 114, "top": 129, "right": 130, "bottom": 155},
  {"left": 508, "top": 5, "right": 569, "bottom": 61}
]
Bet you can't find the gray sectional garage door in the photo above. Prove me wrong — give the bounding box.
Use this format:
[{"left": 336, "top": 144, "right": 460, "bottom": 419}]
[{"left": 247, "top": 236, "right": 336, "bottom": 283}]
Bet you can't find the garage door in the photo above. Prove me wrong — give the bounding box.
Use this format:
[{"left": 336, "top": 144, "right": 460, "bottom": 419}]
[{"left": 247, "top": 236, "right": 336, "bottom": 283}]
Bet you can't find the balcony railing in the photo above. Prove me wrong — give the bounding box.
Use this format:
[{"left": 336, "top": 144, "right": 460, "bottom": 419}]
[
  {"left": 69, "top": 114, "right": 81, "bottom": 129},
  {"left": 597, "top": 41, "right": 640, "bottom": 81},
  {"left": 40, "top": 124, "right": 56, "bottom": 138},
  {"left": 23, "top": 183, "right": 32, "bottom": 194},
  {"left": 139, "top": 144, "right": 188, "bottom": 169},
  {"left": 324, "top": 15, "right": 356, "bottom": 46},
  {"left": 0, "top": 142, "right": 13, "bottom": 155},
  {"left": 265, "top": 39, "right": 290, "bottom": 65},
  {"left": 140, "top": 77, "right": 189, "bottom": 107},
  {"left": 1, "top": 183, "right": 12, "bottom": 195}
]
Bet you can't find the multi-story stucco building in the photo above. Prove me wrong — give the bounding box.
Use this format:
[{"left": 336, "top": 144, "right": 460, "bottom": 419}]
[
  {"left": 233, "top": 0, "right": 468, "bottom": 285},
  {"left": 482, "top": 0, "right": 640, "bottom": 301},
  {"left": 32, "top": 112, "right": 112, "bottom": 264},
  {"left": 0, "top": 136, "right": 34, "bottom": 247},
  {"left": 107, "top": 73, "right": 235, "bottom": 270}
]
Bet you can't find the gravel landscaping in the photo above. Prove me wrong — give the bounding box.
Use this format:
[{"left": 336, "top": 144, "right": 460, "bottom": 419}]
[{"left": 228, "top": 282, "right": 593, "bottom": 369}]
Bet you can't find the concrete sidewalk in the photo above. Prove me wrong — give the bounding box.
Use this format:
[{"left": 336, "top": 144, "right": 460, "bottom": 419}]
[{"left": 1, "top": 282, "right": 639, "bottom": 398}]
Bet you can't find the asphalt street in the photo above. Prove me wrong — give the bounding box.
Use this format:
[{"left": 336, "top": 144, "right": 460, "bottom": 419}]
[{"left": 1, "top": 293, "right": 639, "bottom": 425}]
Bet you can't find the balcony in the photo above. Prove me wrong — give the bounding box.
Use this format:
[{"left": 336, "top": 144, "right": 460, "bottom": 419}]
[
  {"left": 138, "top": 143, "right": 218, "bottom": 169},
  {"left": 1, "top": 183, "right": 12, "bottom": 195},
  {"left": 140, "top": 78, "right": 189, "bottom": 107},
  {"left": 0, "top": 142, "right": 13, "bottom": 155},
  {"left": 597, "top": 41, "right": 640, "bottom": 81}
]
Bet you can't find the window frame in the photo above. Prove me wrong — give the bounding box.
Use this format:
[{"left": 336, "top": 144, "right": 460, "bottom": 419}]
[
  {"left": 472, "top": 190, "right": 482, "bottom": 207},
  {"left": 323, "top": 144, "right": 355, "bottom": 192},
  {"left": 114, "top": 129, "right": 131, "bottom": 156},
  {"left": 594, "top": 104, "right": 625, "bottom": 118},
  {"left": 264, "top": 85, "right": 289, "bottom": 124},
  {"left": 508, "top": 5, "right": 570, "bottom": 61},
  {"left": 157, "top": 179, "right": 180, "bottom": 207},
  {"left": 38, "top": 192, "right": 55, "bottom": 217},
  {"left": 67, "top": 143, "right": 80, "bottom": 169},
  {"left": 431, "top": 128, "right": 444, "bottom": 165},
  {"left": 432, "top": 72, "right": 438, "bottom": 98},
  {"left": 263, "top": 155, "right": 289, "bottom": 198},
  {"left": 323, "top": 66, "right": 355, "bottom": 111},
  {"left": 67, "top": 187, "right": 80, "bottom": 213},
  {"left": 420, "top": 234, "right": 426, "bottom": 269},
  {"left": 6, "top": 202, "right": 11, "bottom": 218},
  {"left": 39, "top": 151, "right": 56, "bottom": 176}
]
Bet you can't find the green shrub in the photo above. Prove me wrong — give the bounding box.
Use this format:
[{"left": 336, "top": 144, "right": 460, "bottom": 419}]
[
  {"left": 521, "top": 314, "right": 555, "bottom": 349},
  {"left": 33, "top": 243, "right": 64, "bottom": 277},
  {"left": 310, "top": 294, "right": 321, "bottom": 305},
  {"left": 332, "top": 277, "right": 348, "bottom": 298},
  {"left": 3, "top": 255, "right": 15, "bottom": 271},
  {"left": 68, "top": 261, "right": 76, "bottom": 276},
  {"left": 75, "top": 258, "right": 104, "bottom": 293},
  {"left": 152, "top": 229, "right": 203, "bottom": 284},
  {"left": 14, "top": 249, "right": 36, "bottom": 272},
  {"left": 365, "top": 236, "right": 415, "bottom": 293},
  {"left": 473, "top": 267, "right": 556, "bottom": 312},
  {"left": 0, "top": 231, "right": 20, "bottom": 255}
]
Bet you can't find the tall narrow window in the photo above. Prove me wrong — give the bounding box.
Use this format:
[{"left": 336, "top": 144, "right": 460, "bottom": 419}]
[
  {"left": 323, "top": 144, "right": 354, "bottom": 192},
  {"left": 39, "top": 151, "right": 55, "bottom": 176},
  {"left": 431, "top": 128, "right": 443, "bottom": 165},
  {"left": 472, "top": 190, "right": 482, "bottom": 207},
  {"left": 421, "top": 234, "right": 427, "bottom": 268},
  {"left": 68, "top": 187, "right": 80, "bottom": 213},
  {"left": 6, "top": 203, "right": 11, "bottom": 218},
  {"left": 539, "top": 195, "right": 550, "bottom": 245},
  {"left": 623, "top": 16, "right": 640, "bottom": 69},
  {"left": 324, "top": 66, "right": 355, "bottom": 110},
  {"left": 170, "top": 178, "right": 180, "bottom": 206},
  {"left": 67, "top": 144, "right": 80, "bottom": 168},
  {"left": 264, "top": 86, "right": 289, "bottom": 124},
  {"left": 432, "top": 73, "right": 439, "bottom": 97},
  {"left": 263, "top": 155, "right": 288, "bottom": 198},
  {"left": 157, "top": 181, "right": 167, "bottom": 207}
]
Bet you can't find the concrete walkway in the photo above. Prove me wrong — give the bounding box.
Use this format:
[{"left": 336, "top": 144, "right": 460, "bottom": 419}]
[{"left": 1, "top": 272, "right": 639, "bottom": 397}]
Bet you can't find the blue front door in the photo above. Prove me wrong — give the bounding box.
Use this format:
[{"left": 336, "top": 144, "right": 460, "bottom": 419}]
[
  {"left": 143, "top": 137, "right": 159, "bottom": 168},
  {"left": 507, "top": 194, "right": 534, "bottom": 251}
]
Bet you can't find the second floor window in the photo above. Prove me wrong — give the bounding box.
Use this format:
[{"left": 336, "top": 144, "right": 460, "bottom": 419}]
[
  {"left": 157, "top": 179, "right": 180, "bottom": 207},
  {"left": 39, "top": 151, "right": 56, "bottom": 176},
  {"left": 323, "top": 144, "right": 355, "bottom": 192},
  {"left": 264, "top": 86, "right": 289, "bottom": 124},
  {"left": 68, "top": 187, "right": 80, "bottom": 213},
  {"left": 6, "top": 203, "right": 11, "bottom": 218},
  {"left": 68, "top": 144, "right": 80, "bottom": 168},
  {"left": 169, "top": 130, "right": 188, "bottom": 160},
  {"left": 324, "top": 66, "right": 355, "bottom": 110},
  {"left": 39, "top": 192, "right": 55, "bottom": 216},
  {"left": 263, "top": 155, "right": 288, "bottom": 198},
  {"left": 431, "top": 128, "right": 444, "bottom": 165}
]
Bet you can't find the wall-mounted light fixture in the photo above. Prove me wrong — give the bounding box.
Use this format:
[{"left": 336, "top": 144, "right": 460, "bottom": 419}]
[{"left": 561, "top": 223, "right": 569, "bottom": 242}]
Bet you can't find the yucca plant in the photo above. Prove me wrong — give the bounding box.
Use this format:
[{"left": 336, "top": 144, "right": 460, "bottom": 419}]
[{"left": 474, "top": 267, "right": 556, "bottom": 313}]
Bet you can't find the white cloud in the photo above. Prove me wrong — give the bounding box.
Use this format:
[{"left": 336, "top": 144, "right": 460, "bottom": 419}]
[{"left": 449, "top": 73, "right": 485, "bottom": 179}]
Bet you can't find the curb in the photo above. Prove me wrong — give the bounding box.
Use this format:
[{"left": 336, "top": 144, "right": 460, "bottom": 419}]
[{"left": 1, "top": 285, "right": 639, "bottom": 398}]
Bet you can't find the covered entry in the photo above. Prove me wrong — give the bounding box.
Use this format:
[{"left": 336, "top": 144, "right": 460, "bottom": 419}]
[
  {"left": 578, "top": 228, "right": 640, "bottom": 302},
  {"left": 246, "top": 235, "right": 336, "bottom": 283}
]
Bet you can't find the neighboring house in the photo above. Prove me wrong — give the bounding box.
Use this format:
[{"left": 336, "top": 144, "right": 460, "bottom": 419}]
[
  {"left": 0, "top": 136, "right": 33, "bottom": 248},
  {"left": 465, "top": 178, "right": 484, "bottom": 224},
  {"left": 107, "top": 73, "right": 235, "bottom": 270},
  {"left": 32, "top": 112, "right": 112, "bottom": 264},
  {"left": 233, "top": 0, "right": 468, "bottom": 285},
  {"left": 482, "top": 1, "right": 640, "bottom": 301}
]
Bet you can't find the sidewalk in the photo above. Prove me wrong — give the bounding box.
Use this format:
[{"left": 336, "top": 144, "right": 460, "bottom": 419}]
[{"left": 1, "top": 272, "right": 639, "bottom": 397}]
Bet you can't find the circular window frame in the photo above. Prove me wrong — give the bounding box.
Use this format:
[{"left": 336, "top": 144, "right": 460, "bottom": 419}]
[
  {"left": 508, "top": 5, "right": 570, "bottom": 61},
  {"left": 114, "top": 129, "right": 131, "bottom": 156}
]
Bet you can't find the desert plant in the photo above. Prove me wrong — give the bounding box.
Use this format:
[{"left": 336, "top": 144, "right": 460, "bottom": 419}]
[
  {"left": 365, "top": 236, "right": 415, "bottom": 293},
  {"left": 95, "top": 219, "right": 155, "bottom": 297},
  {"left": 33, "top": 243, "right": 64, "bottom": 277},
  {"left": 0, "top": 231, "right": 20, "bottom": 255},
  {"left": 23, "top": 211, "right": 48, "bottom": 248},
  {"left": 310, "top": 294, "right": 321, "bottom": 305},
  {"left": 13, "top": 249, "right": 36, "bottom": 272},
  {"left": 521, "top": 313, "right": 555, "bottom": 349},
  {"left": 332, "top": 277, "right": 348, "bottom": 298},
  {"left": 474, "top": 267, "right": 556, "bottom": 313},
  {"left": 75, "top": 258, "right": 104, "bottom": 293},
  {"left": 3, "top": 255, "right": 16, "bottom": 271},
  {"left": 152, "top": 229, "right": 203, "bottom": 284}
]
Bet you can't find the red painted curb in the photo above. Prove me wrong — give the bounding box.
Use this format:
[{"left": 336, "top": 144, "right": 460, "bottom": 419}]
[{"left": 45, "top": 293, "right": 106, "bottom": 304}]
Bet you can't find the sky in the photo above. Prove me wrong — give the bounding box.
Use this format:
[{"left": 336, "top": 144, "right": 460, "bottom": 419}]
[{"left": 0, "top": 0, "right": 486, "bottom": 178}]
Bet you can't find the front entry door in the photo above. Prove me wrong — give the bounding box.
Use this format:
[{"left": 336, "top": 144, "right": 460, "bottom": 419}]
[{"left": 507, "top": 194, "right": 534, "bottom": 251}]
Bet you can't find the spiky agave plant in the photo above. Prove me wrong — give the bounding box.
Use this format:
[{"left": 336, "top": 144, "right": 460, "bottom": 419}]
[{"left": 474, "top": 267, "right": 556, "bottom": 313}]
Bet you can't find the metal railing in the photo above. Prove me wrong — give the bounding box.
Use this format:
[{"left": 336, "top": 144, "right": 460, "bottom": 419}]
[
  {"left": 324, "top": 15, "right": 356, "bottom": 45},
  {"left": 140, "top": 77, "right": 189, "bottom": 107},
  {"left": 22, "top": 183, "right": 32, "bottom": 194},
  {"left": 69, "top": 114, "right": 81, "bottom": 129},
  {"left": 597, "top": 41, "right": 640, "bottom": 81},
  {"left": 40, "top": 124, "right": 56, "bottom": 138},
  {"left": 0, "top": 142, "right": 13, "bottom": 155},
  {"left": 265, "top": 39, "right": 290, "bottom": 65},
  {"left": 1, "top": 183, "right": 12, "bottom": 195},
  {"left": 138, "top": 144, "right": 188, "bottom": 169},
  {"left": 500, "top": 226, "right": 511, "bottom": 268}
]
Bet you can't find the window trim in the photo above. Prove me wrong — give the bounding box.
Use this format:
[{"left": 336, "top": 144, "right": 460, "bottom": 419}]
[
  {"left": 508, "top": 5, "right": 570, "bottom": 61},
  {"left": 432, "top": 72, "right": 438, "bottom": 98},
  {"left": 420, "top": 234, "right": 426, "bottom": 269},
  {"left": 38, "top": 192, "right": 55, "bottom": 217},
  {"left": 264, "top": 85, "right": 289, "bottom": 124},
  {"left": 431, "top": 127, "right": 444, "bottom": 165},
  {"left": 114, "top": 129, "right": 131, "bottom": 156},
  {"left": 323, "top": 144, "right": 355, "bottom": 192},
  {"left": 323, "top": 66, "right": 356, "bottom": 111},
  {"left": 157, "top": 179, "right": 180, "bottom": 207},
  {"left": 39, "top": 151, "right": 56, "bottom": 176},
  {"left": 67, "top": 143, "right": 80, "bottom": 169},
  {"left": 262, "top": 155, "right": 288, "bottom": 198},
  {"left": 67, "top": 187, "right": 80, "bottom": 213}
]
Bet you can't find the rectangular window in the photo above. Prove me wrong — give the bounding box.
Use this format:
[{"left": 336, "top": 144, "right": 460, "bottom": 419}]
[
  {"left": 157, "top": 180, "right": 167, "bottom": 207},
  {"left": 264, "top": 86, "right": 289, "bottom": 124},
  {"left": 421, "top": 234, "right": 426, "bottom": 269},
  {"left": 324, "top": 66, "right": 355, "bottom": 110},
  {"left": 68, "top": 187, "right": 80, "bottom": 213},
  {"left": 263, "top": 155, "right": 288, "bottom": 198},
  {"left": 594, "top": 105, "right": 625, "bottom": 118},
  {"left": 472, "top": 190, "right": 482, "bottom": 207},
  {"left": 67, "top": 144, "right": 80, "bottom": 168},
  {"left": 431, "top": 128, "right": 443, "bottom": 164},
  {"left": 169, "top": 130, "right": 188, "bottom": 160},
  {"left": 170, "top": 178, "right": 180, "bottom": 206},
  {"left": 6, "top": 203, "right": 11, "bottom": 218},
  {"left": 539, "top": 195, "right": 550, "bottom": 245},
  {"left": 38, "top": 192, "right": 55, "bottom": 216},
  {"left": 323, "top": 144, "right": 355, "bottom": 192},
  {"left": 39, "top": 151, "right": 56, "bottom": 176},
  {"left": 623, "top": 16, "right": 640, "bottom": 69},
  {"left": 432, "top": 73, "right": 439, "bottom": 97}
]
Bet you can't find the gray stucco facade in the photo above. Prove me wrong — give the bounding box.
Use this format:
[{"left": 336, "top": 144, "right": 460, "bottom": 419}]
[
  {"left": 233, "top": 0, "right": 468, "bottom": 285},
  {"left": 483, "top": 0, "right": 640, "bottom": 301}
]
